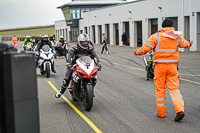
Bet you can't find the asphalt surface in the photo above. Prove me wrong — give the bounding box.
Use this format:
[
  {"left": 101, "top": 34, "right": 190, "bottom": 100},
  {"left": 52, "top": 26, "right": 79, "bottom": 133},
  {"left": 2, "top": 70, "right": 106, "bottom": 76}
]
[{"left": 7, "top": 41, "right": 200, "bottom": 133}]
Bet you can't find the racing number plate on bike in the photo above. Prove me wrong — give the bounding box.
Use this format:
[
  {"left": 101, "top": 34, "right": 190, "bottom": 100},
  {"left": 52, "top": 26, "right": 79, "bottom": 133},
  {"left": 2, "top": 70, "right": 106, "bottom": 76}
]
[{"left": 72, "top": 73, "right": 80, "bottom": 83}]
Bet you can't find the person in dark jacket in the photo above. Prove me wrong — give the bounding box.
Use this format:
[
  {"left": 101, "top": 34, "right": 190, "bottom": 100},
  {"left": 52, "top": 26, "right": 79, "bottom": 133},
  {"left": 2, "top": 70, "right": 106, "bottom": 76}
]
[
  {"left": 33, "top": 35, "right": 41, "bottom": 46},
  {"left": 122, "top": 32, "right": 127, "bottom": 45},
  {"left": 55, "top": 33, "right": 101, "bottom": 98}
]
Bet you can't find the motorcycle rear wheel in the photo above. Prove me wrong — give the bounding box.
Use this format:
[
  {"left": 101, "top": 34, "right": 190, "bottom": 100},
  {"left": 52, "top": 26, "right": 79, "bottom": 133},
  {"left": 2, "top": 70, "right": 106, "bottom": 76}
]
[{"left": 83, "top": 84, "right": 93, "bottom": 111}]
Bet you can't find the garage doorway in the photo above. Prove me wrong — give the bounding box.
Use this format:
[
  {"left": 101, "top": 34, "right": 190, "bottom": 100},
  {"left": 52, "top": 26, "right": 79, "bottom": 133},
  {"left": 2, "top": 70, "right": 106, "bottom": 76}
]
[
  {"left": 123, "top": 22, "right": 130, "bottom": 46},
  {"left": 134, "top": 21, "right": 142, "bottom": 47},
  {"left": 113, "top": 23, "right": 119, "bottom": 45},
  {"left": 105, "top": 24, "right": 110, "bottom": 44},
  {"left": 197, "top": 12, "right": 200, "bottom": 51}
]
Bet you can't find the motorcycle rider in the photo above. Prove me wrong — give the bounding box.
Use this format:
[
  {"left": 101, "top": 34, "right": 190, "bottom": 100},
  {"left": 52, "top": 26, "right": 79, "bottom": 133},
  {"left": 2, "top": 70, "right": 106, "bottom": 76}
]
[
  {"left": 145, "top": 50, "right": 154, "bottom": 80},
  {"left": 59, "top": 35, "right": 65, "bottom": 45},
  {"left": 23, "top": 35, "right": 33, "bottom": 50},
  {"left": 56, "top": 35, "right": 69, "bottom": 55},
  {"left": 37, "top": 34, "right": 56, "bottom": 73},
  {"left": 48, "top": 34, "right": 55, "bottom": 42},
  {"left": 55, "top": 33, "right": 101, "bottom": 98},
  {"left": 34, "top": 35, "right": 41, "bottom": 45}
]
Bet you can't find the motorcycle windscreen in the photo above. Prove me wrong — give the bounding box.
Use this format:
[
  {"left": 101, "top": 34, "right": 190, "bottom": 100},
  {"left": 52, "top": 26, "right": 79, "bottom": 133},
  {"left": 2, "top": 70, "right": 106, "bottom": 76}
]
[
  {"left": 77, "top": 56, "right": 92, "bottom": 66},
  {"left": 55, "top": 42, "right": 62, "bottom": 47},
  {"left": 41, "top": 45, "right": 50, "bottom": 52},
  {"left": 26, "top": 43, "right": 33, "bottom": 51}
]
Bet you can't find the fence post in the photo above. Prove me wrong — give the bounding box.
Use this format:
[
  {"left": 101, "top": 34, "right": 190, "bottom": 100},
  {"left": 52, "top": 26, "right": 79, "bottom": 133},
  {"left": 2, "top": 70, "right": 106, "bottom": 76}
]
[{"left": 0, "top": 36, "right": 2, "bottom": 43}]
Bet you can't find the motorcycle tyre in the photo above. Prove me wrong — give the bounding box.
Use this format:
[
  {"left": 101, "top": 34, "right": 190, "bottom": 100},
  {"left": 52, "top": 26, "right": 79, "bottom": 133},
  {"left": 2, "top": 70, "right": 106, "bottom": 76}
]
[
  {"left": 83, "top": 84, "right": 93, "bottom": 111},
  {"left": 149, "top": 72, "right": 154, "bottom": 78},
  {"left": 46, "top": 63, "right": 50, "bottom": 78}
]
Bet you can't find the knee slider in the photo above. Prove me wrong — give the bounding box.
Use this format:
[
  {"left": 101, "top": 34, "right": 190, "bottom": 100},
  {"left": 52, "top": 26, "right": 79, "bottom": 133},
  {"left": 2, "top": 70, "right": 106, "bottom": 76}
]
[
  {"left": 63, "top": 79, "right": 67, "bottom": 86},
  {"left": 63, "top": 78, "right": 70, "bottom": 87}
]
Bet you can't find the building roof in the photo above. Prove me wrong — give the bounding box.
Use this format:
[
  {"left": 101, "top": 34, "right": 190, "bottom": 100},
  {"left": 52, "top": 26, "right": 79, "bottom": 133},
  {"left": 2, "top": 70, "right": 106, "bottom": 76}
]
[{"left": 57, "top": 1, "right": 127, "bottom": 9}]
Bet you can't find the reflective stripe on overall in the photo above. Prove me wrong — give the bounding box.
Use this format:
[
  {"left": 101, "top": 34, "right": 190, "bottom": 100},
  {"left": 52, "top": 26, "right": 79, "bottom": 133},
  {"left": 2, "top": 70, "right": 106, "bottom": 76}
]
[{"left": 152, "top": 33, "right": 180, "bottom": 63}]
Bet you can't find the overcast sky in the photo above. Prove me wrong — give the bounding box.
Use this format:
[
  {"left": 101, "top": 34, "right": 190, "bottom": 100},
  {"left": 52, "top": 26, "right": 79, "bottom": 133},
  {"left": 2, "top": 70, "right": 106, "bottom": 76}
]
[
  {"left": 0, "top": 0, "right": 134, "bottom": 29},
  {"left": 0, "top": 0, "right": 71, "bottom": 29}
]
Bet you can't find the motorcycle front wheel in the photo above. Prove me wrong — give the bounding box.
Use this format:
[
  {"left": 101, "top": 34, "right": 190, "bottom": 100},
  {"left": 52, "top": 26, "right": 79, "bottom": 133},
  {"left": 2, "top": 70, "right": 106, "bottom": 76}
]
[
  {"left": 83, "top": 84, "right": 93, "bottom": 111},
  {"left": 46, "top": 63, "right": 50, "bottom": 78}
]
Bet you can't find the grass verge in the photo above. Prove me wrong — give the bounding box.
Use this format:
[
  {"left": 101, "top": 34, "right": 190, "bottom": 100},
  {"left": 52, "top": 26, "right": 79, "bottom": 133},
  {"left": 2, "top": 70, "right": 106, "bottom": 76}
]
[
  {"left": 0, "top": 27, "right": 55, "bottom": 35},
  {"left": 18, "top": 30, "right": 55, "bottom": 38}
]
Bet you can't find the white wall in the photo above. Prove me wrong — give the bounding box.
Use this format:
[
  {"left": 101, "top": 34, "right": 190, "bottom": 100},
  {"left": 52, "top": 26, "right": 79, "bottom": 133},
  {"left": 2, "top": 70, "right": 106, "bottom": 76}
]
[
  {"left": 55, "top": 20, "right": 70, "bottom": 41},
  {"left": 79, "top": 0, "right": 200, "bottom": 51}
]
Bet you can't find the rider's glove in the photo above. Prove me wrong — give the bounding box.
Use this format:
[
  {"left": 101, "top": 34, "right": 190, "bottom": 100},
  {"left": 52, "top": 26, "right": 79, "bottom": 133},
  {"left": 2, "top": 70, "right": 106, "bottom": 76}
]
[
  {"left": 133, "top": 49, "right": 137, "bottom": 55},
  {"left": 66, "top": 63, "right": 72, "bottom": 69},
  {"left": 97, "top": 62, "right": 101, "bottom": 71}
]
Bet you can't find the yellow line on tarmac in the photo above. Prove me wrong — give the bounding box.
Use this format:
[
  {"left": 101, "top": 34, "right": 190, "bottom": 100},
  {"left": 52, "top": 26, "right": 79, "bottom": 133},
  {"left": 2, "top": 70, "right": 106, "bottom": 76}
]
[
  {"left": 179, "top": 78, "right": 200, "bottom": 85},
  {"left": 108, "top": 61, "right": 200, "bottom": 85},
  {"left": 46, "top": 80, "right": 103, "bottom": 133}
]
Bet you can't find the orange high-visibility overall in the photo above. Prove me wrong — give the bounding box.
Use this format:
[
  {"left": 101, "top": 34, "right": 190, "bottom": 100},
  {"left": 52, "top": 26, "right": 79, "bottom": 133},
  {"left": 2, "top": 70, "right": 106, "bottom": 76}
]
[
  {"left": 136, "top": 27, "right": 190, "bottom": 117},
  {"left": 12, "top": 36, "right": 18, "bottom": 47}
]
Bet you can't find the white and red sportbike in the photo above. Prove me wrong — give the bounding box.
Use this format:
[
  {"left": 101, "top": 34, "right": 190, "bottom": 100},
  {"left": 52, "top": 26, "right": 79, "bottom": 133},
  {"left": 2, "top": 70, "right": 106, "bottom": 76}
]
[{"left": 69, "top": 56, "right": 100, "bottom": 111}]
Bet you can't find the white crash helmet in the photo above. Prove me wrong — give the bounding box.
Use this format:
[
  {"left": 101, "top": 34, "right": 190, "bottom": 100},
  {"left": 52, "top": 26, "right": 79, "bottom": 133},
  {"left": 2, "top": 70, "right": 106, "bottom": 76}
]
[
  {"left": 41, "top": 34, "right": 48, "bottom": 42},
  {"left": 26, "top": 35, "right": 31, "bottom": 41},
  {"left": 78, "top": 33, "right": 90, "bottom": 49},
  {"left": 26, "top": 35, "right": 31, "bottom": 39},
  {"left": 60, "top": 35, "right": 64, "bottom": 39},
  {"left": 42, "top": 34, "right": 48, "bottom": 39}
]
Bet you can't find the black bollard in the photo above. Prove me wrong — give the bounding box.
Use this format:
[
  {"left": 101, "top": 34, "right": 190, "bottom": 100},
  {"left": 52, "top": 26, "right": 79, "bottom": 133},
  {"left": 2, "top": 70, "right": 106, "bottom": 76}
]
[{"left": 0, "top": 43, "right": 40, "bottom": 133}]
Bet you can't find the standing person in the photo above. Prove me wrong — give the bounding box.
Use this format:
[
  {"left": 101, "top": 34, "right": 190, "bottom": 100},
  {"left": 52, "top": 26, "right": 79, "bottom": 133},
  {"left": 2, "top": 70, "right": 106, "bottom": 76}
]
[
  {"left": 11, "top": 35, "right": 18, "bottom": 47},
  {"left": 122, "top": 32, "right": 127, "bottom": 46},
  {"left": 134, "top": 19, "right": 193, "bottom": 121},
  {"left": 101, "top": 33, "right": 109, "bottom": 54},
  {"left": 55, "top": 33, "right": 101, "bottom": 98}
]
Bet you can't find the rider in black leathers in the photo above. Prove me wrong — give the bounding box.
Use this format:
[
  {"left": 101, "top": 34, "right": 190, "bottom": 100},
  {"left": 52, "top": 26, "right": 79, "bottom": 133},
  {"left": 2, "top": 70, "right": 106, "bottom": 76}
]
[
  {"left": 37, "top": 34, "right": 56, "bottom": 73},
  {"left": 55, "top": 33, "right": 101, "bottom": 98},
  {"left": 34, "top": 35, "right": 41, "bottom": 46}
]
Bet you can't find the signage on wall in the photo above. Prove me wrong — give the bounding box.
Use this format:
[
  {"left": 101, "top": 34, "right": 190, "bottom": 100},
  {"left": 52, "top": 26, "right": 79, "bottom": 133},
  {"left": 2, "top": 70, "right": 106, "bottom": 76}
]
[
  {"left": 62, "top": 8, "right": 72, "bottom": 20},
  {"left": 66, "top": 20, "right": 74, "bottom": 26},
  {"left": 192, "top": 12, "right": 194, "bottom": 16}
]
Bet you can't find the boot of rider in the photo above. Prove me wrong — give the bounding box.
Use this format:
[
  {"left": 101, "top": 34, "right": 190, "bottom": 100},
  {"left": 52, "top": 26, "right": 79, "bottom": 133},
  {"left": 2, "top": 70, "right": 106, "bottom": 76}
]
[
  {"left": 55, "top": 79, "right": 70, "bottom": 98},
  {"left": 52, "top": 62, "right": 57, "bottom": 73}
]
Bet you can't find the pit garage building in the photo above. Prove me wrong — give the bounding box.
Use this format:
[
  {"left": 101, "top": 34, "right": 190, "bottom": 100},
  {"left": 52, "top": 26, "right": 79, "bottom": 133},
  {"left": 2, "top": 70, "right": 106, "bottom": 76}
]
[
  {"left": 79, "top": 0, "right": 200, "bottom": 51},
  {"left": 55, "top": 0, "right": 127, "bottom": 42}
]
